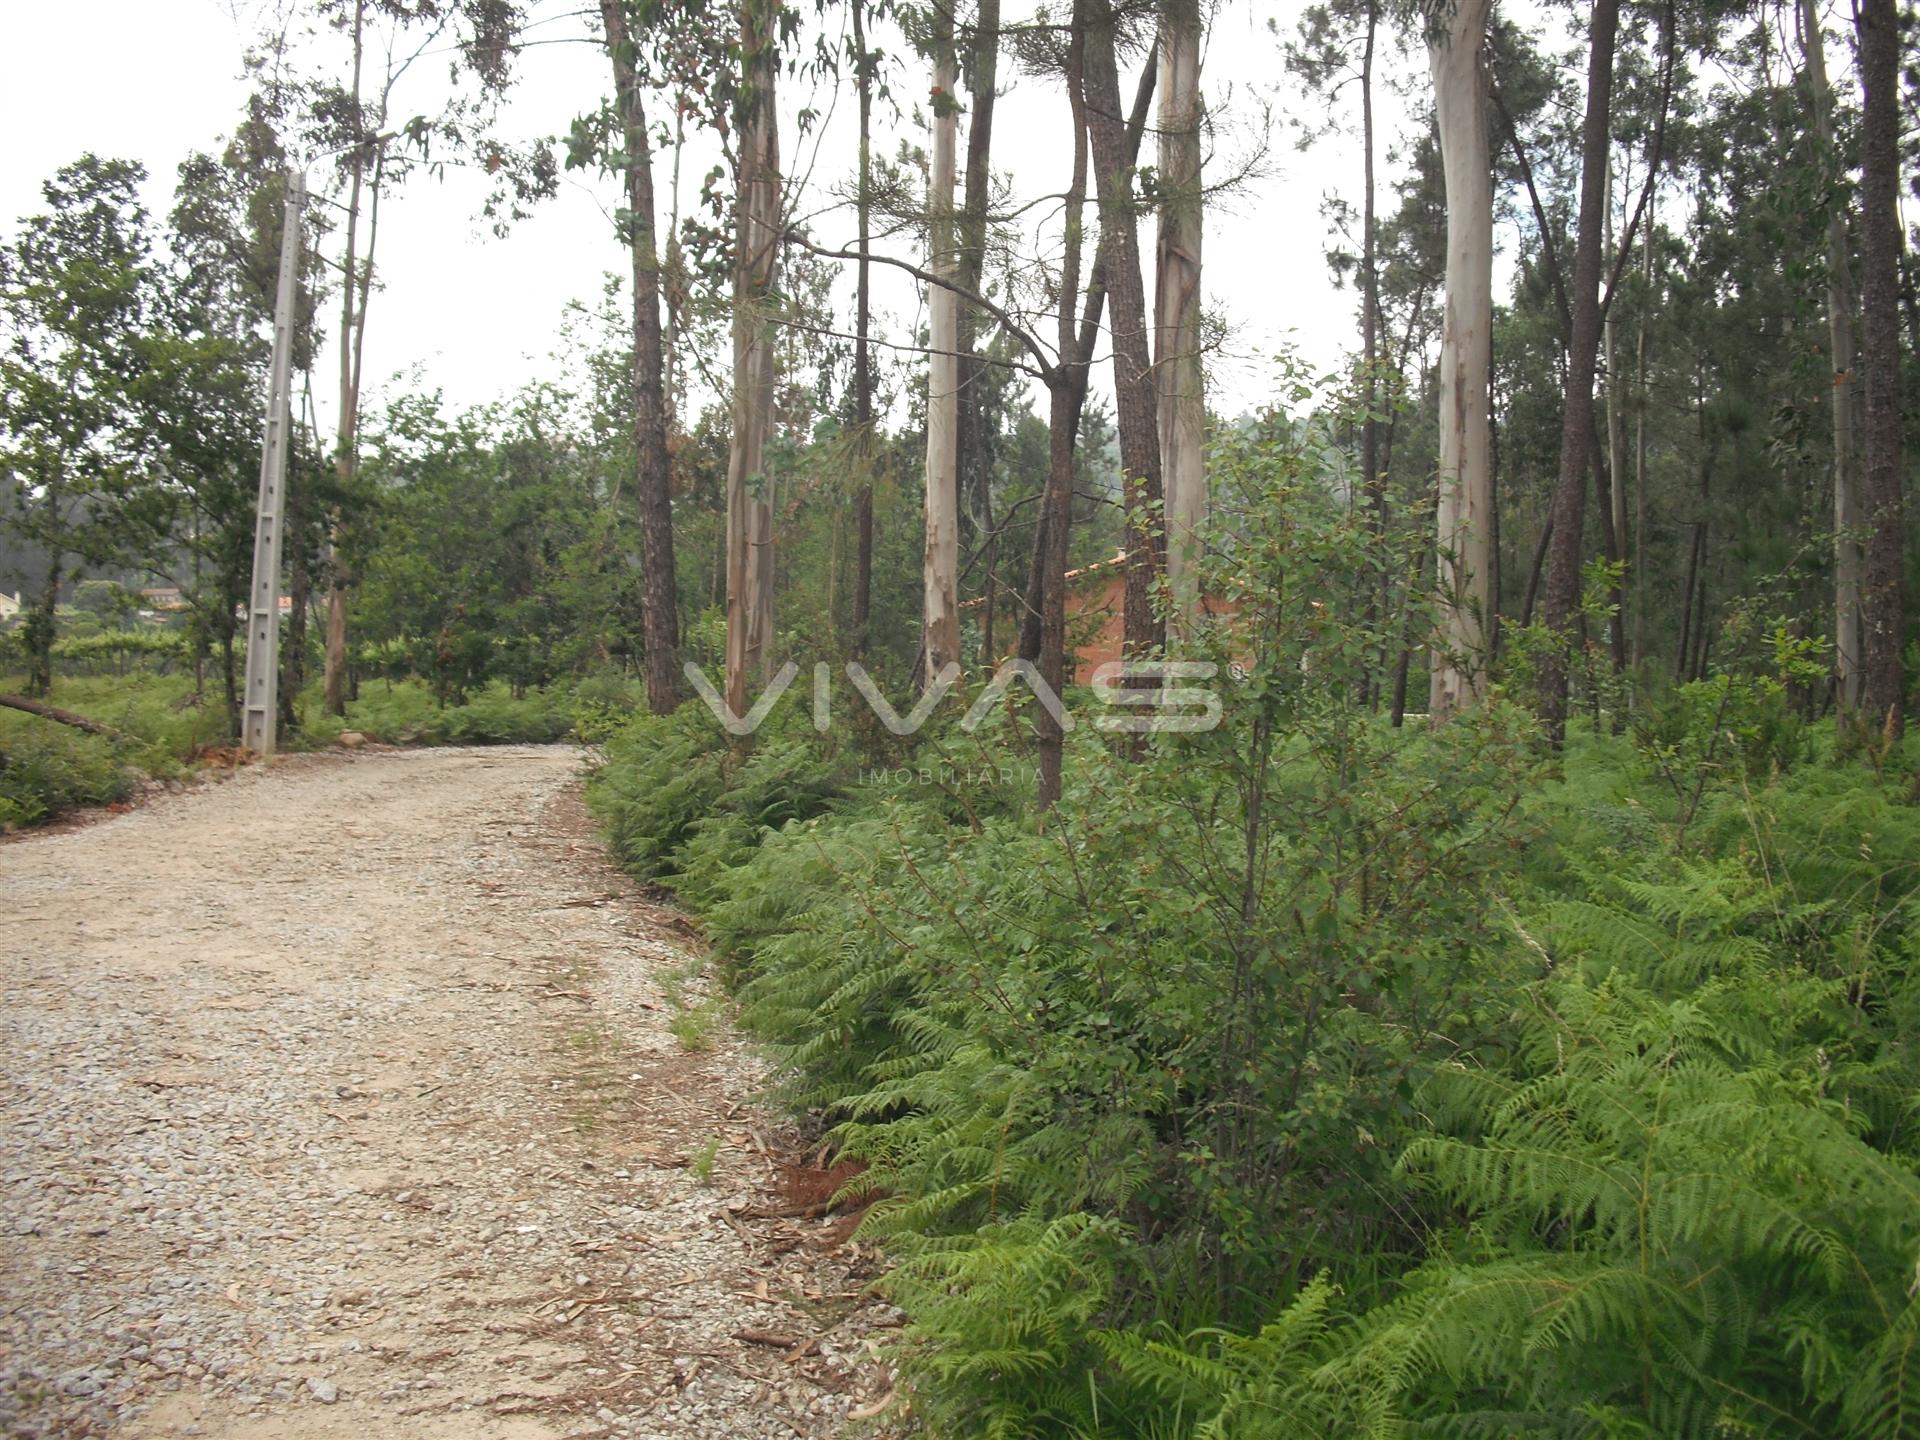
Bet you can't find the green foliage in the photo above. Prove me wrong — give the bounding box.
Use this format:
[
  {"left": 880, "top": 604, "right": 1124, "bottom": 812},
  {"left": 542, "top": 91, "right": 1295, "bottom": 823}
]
[
  {"left": 50, "top": 629, "right": 193, "bottom": 673},
  {"left": 309, "top": 676, "right": 595, "bottom": 746},
  {"left": 588, "top": 703, "right": 732, "bottom": 880},
  {"left": 689, "top": 1134, "right": 721, "bottom": 1185},
  {"left": 583, "top": 396, "right": 1920, "bottom": 1438},
  {"left": 0, "top": 726, "right": 134, "bottom": 830}
]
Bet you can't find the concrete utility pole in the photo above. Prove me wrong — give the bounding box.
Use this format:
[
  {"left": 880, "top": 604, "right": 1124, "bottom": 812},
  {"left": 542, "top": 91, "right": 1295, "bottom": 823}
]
[{"left": 241, "top": 172, "right": 305, "bottom": 757}]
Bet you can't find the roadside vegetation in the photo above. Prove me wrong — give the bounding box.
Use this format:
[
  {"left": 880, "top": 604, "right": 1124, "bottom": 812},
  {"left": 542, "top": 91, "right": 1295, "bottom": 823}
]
[
  {"left": 0, "top": 644, "right": 632, "bottom": 830},
  {"left": 589, "top": 420, "right": 1920, "bottom": 1438}
]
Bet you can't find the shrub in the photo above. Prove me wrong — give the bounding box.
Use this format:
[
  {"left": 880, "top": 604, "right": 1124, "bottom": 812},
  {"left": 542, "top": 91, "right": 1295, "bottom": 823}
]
[{"left": 0, "top": 728, "right": 134, "bottom": 829}]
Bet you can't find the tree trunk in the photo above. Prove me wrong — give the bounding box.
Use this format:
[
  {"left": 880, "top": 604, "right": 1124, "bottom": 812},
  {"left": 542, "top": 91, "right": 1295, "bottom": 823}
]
[
  {"left": 1427, "top": 0, "right": 1495, "bottom": 719},
  {"left": 851, "top": 0, "right": 875, "bottom": 654},
  {"left": 955, "top": 0, "right": 1002, "bottom": 603},
  {"left": 1359, "top": 0, "right": 1385, "bottom": 699},
  {"left": 1804, "top": 0, "right": 1864, "bottom": 710},
  {"left": 26, "top": 552, "right": 60, "bottom": 698},
  {"left": 922, "top": 14, "right": 962, "bottom": 675},
  {"left": 1156, "top": 0, "right": 1206, "bottom": 634},
  {"left": 1588, "top": 432, "right": 1626, "bottom": 674},
  {"left": 0, "top": 693, "right": 128, "bottom": 740},
  {"left": 1602, "top": 154, "right": 1631, "bottom": 678},
  {"left": 1039, "top": 4, "right": 1090, "bottom": 810},
  {"left": 725, "top": 0, "right": 781, "bottom": 717},
  {"left": 1857, "top": 0, "right": 1904, "bottom": 735},
  {"left": 1536, "top": 0, "right": 1620, "bottom": 743},
  {"left": 323, "top": 0, "right": 368, "bottom": 719},
  {"left": 1084, "top": 0, "right": 1164, "bottom": 660},
  {"left": 1520, "top": 514, "right": 1552, "bottom": 627},
  {"left": 1631, "top": 193, "right": 1652, "bottom": 668},
  {"left": 1676, "top": 519, "right": 1703, "bottom": 681},
  {"left": 1019, "top": 56, "right": 1157, "bottom": 667},
  {"left": 602, "top": 0, "right": 681, "bottom": 715}
]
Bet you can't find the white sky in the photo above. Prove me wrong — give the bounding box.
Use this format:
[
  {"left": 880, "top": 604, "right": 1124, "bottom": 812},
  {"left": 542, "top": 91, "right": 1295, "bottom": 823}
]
[{"left": 1, "top": 0, "right": 1440, "bottom": 435}]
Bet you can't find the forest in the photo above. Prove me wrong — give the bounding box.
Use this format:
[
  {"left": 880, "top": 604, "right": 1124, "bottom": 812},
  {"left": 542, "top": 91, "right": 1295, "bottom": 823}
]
[{"left": 5, "top": 0, "right": 1920, "bottom": 1432}]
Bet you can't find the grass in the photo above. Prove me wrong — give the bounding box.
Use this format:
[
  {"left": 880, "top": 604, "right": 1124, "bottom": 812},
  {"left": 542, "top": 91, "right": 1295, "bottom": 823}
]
[
  {"left": 688, "top": 1135, "right": 720, "bottom": 1185},
  {"left": 0, "top": 671, "right": 228, "bottom": 830},
  {"left": 668, "top": 1000, "right": 721, "bottom": 1053},
  {"left": 0, "top": 667, "right": 635, "bottom": 830}
]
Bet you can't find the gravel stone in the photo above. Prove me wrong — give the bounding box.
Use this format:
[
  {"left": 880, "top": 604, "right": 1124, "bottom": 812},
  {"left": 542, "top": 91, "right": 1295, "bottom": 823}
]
[{"left": 1, "top": 747, "right": 895, "bottom": 1437}]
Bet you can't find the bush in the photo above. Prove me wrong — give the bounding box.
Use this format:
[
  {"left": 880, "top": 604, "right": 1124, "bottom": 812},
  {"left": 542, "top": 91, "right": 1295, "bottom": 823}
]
[
  {"left": 583, "top": 401, "right": 1920, "bottom": 1438},
  {"left": 309, "top": 677, "right": 584, "bottom": 747},
  {"left": 0, "top": 727, "right": 134, "bottom": 829}
]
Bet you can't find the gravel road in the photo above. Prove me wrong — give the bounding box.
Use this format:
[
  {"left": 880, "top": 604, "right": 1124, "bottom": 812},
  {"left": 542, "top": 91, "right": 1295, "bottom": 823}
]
[{"left": 1, "top": 746, "right": 891, "bottom": 1440}]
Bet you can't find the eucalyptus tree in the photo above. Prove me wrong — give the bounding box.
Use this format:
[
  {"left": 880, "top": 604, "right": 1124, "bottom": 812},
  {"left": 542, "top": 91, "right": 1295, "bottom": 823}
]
[
  {"left": 584, "top": 0, "right": 683, "bottom": 715},
  {"left": 1855, "top": 0, "right": 1903, "bottom": 735},
  {"left": 299, "top": 0, "right": 555, "bottom": 716},
  {"left": 849, "top": 0, "right": 888, "bottom": 650},
  {"left": 725, "top": 0, "right": 784, "bottom": 715},
  {"left": 1426, "top": 0, "right": 1495, "bottom": 718},
  {"left": 1289, "top": 0, "right": 1405, "bottom": 699},
  {"left": 1039, "top": 0, "right": 1093, "bottom": 807},
  {"left": 1083, "top": 0, "right": 1164, "bottom": 658},
  {"left": 922, "top": 0, "right": 963, "bottom": 674},
  {"left": 1156, "top": 0, "right": 1206, "bottom": 633},
  {"left": 1799, "top": 0, "right": 1862, "bottom": 711},
  {"left": 955, "top": 0, "right": 1005, "bottom": 624},
  {"left": 1535, "top": 0, "right": 1676, "bottom": 740}
]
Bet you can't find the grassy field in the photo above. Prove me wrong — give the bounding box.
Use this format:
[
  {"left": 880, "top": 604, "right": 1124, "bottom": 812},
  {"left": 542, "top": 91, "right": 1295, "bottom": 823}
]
[{"left": 0, "top": 671, "right": 629, "bottom": 830}]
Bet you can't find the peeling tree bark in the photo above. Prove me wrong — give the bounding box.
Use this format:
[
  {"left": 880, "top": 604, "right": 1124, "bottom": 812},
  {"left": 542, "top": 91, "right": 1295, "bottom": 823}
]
[
  {"left": 955, "top": 0, "right": 1002, "bottom": 615},
  {"left": 1039, "top": 3, "right": 1090, "bottom": 810},
  {"left": 1857, "top": 0, "right": 1904, "bottom": 735},
  {"left": 851, "top": 0, "right": 875, "bottom": 654},
  {"left": 1427, "top": 0, "right": 1495, "bottom": 720},
  {"left": 323, "top": 0, "right": 369, "bottom": 719},
  {"left": 1156, "top": 0, "right": 1206, "bottom": 635},
  {"left": 922, "top": 16, "right": 962, "bottom": 675},
  {"left": 724, "top": 0, "right": 781, "bottom": 718},
  {"left": 1803, "top": 0, "right": 1864, "bottom": 712}
]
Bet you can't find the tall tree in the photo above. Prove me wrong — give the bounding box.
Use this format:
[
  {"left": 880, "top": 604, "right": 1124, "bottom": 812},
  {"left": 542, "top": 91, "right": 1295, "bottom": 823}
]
[
  {"left": 1427, "top": 0, "right": 1495, "bottom": 718},
  {"left": 597, "top": 0, "right": 681, "bottom": 714},
  {"left": 923, "top": 0, "right": 963, "bottom": 674},
  {"left": 725, "top": 0, "right": 783, "bottom": 716},
  {"left": 1800, "top": 0, "right": 1862, "bottom": 710},
  {"left": 1536, "top": 0, "right": 1621, "bottom": 742},
  {"left": 1856, "top": 0, "right": 1903, "bottom": 735},
  {"left": 309, "top": 0, "right": 551, "bottom": 716},
  {"left": 1017, "top": 52, "right": 1157, "bottom": 665},
  {"left": 956, "top": 0, "right": 1004, "bottom": 632},
  {"left": 1156, "top": 0, "right": 1206, "bottom": 632},
  {"left": 0, "top": 158, "right": 159, "bottom": 697},
  {"left": 1084, "top": 0, "right": 1165, "bottom": 659},
  {"left": 1040, "top": 0, "right": 1093, "bottom": 808},
  {"left": 321, "top": 0, "right": 375, "bottom": 718},
  {"left": 850, "top": 0, "right": 879, "bottom": 653}
]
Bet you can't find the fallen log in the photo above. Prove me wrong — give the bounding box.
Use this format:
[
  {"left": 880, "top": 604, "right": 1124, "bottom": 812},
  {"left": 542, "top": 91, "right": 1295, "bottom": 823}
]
[{"left": 0, "top": 694, "right": 132, "bottom": 742}]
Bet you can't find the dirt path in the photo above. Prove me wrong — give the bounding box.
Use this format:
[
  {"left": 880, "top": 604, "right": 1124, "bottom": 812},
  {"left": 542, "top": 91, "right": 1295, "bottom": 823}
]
[{"left": 0, "top": 747, "right": 892, "bottom": 1440}]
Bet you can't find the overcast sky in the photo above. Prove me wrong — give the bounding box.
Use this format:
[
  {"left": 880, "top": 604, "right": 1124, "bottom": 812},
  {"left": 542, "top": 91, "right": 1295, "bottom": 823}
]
[{"left": 2, "top": 0, "right": 1444, "bottom": 436}]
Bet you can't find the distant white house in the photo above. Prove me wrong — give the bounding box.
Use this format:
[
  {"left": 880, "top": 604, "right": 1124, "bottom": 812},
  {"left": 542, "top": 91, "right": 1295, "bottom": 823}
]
[
  {"left": 0, "top": 590, "right": 20, "bottom": 623},
  {"left": 227, "top": 595, "right": 295, "bottom": 623}
]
